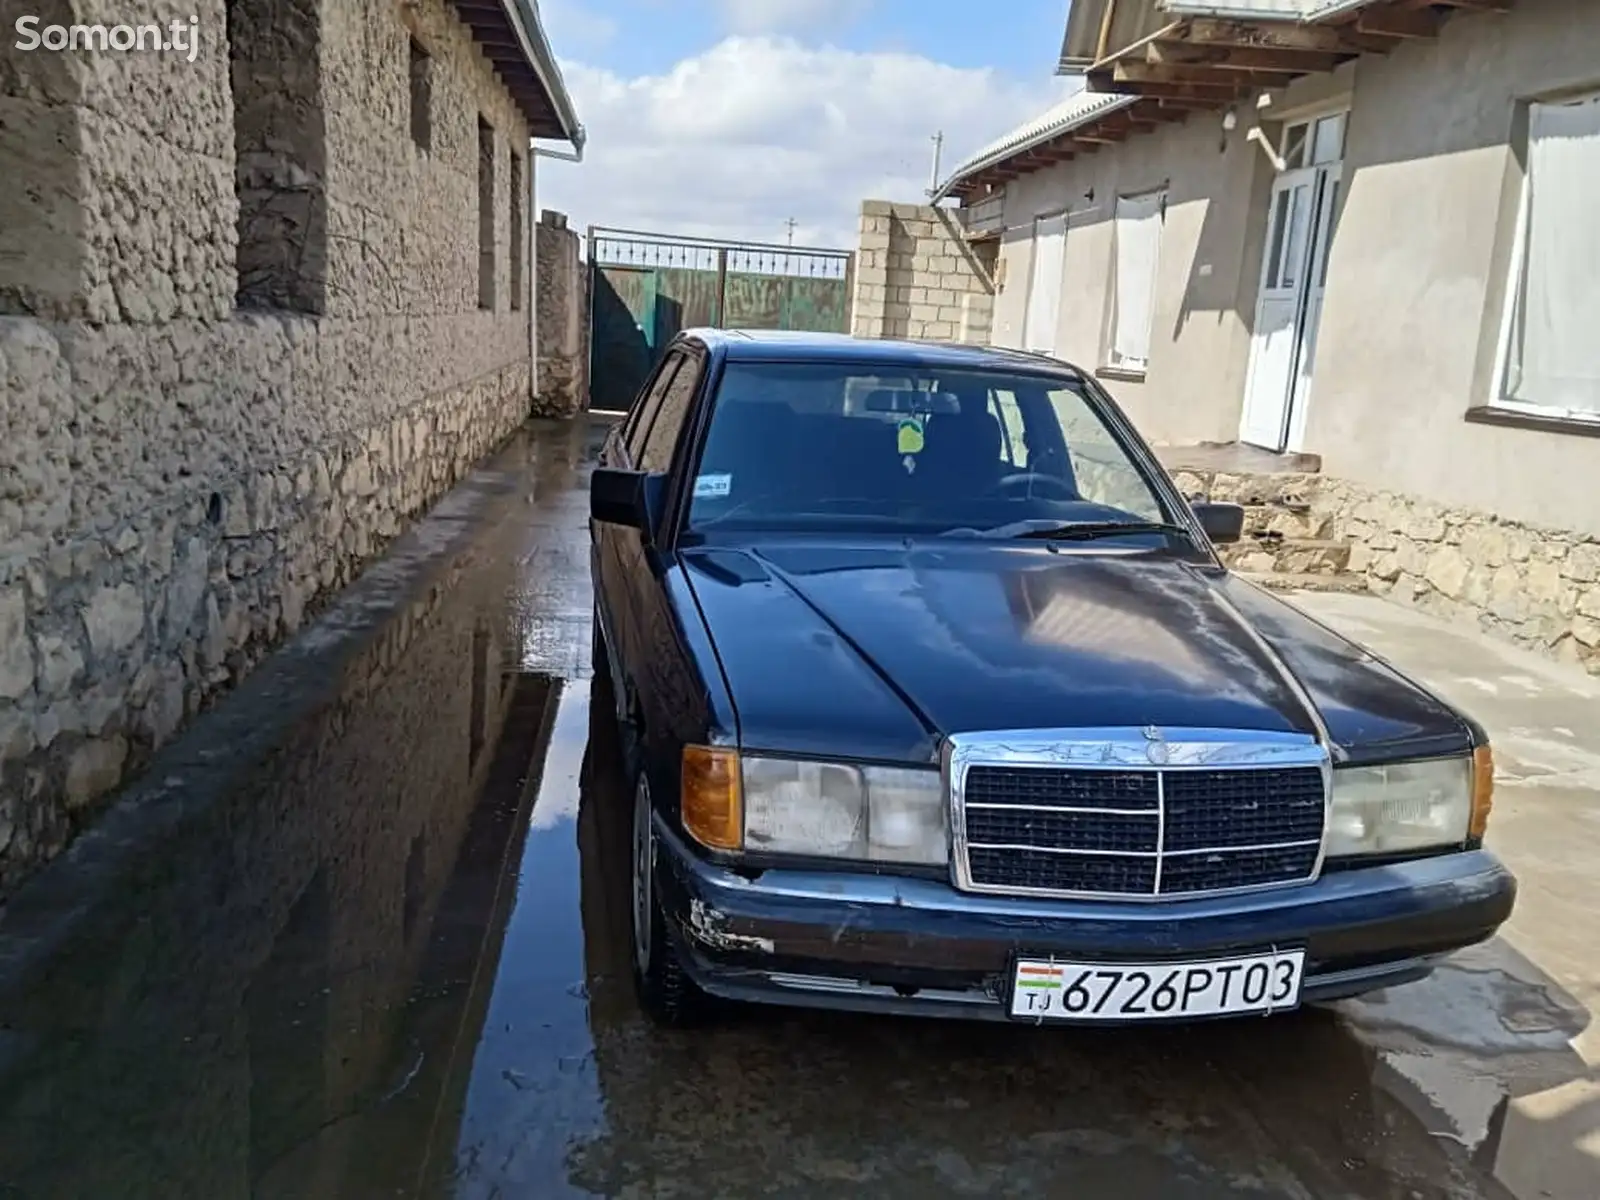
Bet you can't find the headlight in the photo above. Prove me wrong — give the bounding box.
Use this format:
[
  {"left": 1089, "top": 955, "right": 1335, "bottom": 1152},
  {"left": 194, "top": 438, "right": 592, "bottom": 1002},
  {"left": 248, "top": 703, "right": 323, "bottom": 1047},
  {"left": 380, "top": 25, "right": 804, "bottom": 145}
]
[
  {"left": 1326, "top": 756, "right": 1475, "bottom": 858},
  {"left": 741, "top": 756, "right": 946, "bottom": 865}
]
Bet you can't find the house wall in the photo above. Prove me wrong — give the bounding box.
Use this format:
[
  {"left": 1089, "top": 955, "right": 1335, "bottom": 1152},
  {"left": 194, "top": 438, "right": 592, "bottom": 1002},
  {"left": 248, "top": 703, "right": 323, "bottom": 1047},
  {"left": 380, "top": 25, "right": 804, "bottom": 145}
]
[
  {"left": 991, "top": 72, "right": 1348, "bottom": 447},
  {"left": 0, "top": 0, "right": 539, "bottom": 890},
  {"left": 852, "top": 201, "right": 996, "bottom": 343},
  {"left": 1306, "top": 0, "right": 1600, "bottom": 535},
  {"left": 1300, "top": 0, "right": 1600, "bottom": 674},
  {"left": 980, "top": 0, "right": 1600, "bottom": 673}
]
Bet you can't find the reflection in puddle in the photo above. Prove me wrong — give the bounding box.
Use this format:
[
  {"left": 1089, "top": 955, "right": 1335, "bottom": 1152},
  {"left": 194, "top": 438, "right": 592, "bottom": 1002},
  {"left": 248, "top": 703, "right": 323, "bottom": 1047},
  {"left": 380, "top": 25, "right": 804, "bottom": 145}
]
[{"left": 451, "top": 681, "right": 604, "bottom": 1199}]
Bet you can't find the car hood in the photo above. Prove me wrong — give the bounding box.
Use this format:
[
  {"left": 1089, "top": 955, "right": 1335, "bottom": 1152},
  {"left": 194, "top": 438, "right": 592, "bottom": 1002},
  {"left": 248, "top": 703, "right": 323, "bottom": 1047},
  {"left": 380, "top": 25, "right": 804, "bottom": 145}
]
[{"left": 682, "top": 540, "right": 1474, "bottom": 765}]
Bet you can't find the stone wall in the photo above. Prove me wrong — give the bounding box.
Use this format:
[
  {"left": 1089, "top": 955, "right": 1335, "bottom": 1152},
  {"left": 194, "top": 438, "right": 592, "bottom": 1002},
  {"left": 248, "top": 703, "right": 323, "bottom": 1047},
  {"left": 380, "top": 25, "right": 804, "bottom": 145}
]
[
  {"left": 852, "top": 200, "right": 996, "bottom": 343},
  {"left": 0, "top": 0, "right": 539, "bottom": 892},
  {"left": 533, "top": 209, "right": 588, "bottom": 417},
  {"left": 1314, "top": 480, "right": 1600, "bottom": 676},
  {"left": 1175, "top": 467, "right": 1600, "bottom": 676}
]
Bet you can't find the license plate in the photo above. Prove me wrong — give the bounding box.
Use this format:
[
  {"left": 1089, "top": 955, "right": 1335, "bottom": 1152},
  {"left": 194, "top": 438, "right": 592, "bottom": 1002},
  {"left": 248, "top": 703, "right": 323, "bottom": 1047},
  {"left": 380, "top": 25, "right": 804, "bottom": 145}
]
[{"left": 1009, "top": 950, "right": 1305, "bottom": 1022}]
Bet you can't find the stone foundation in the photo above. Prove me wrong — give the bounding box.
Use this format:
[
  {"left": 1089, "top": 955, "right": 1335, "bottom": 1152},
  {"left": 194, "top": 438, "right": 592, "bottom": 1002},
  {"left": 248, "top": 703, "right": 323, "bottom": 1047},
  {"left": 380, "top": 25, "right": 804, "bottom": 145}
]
[
  {"left": 1314, "top": 479, "right": 1600, "bottom": 674},
  {"left": 1173, "top": 463, "right": 1600, "bottom": 676}
]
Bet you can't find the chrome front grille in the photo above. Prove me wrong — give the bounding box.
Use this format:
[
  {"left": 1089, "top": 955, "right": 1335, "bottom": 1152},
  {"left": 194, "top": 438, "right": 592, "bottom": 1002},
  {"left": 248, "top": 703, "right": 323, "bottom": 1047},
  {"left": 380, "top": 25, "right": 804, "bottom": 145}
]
[{"left": 948, "top": 729, "right": 1329, "bottom": 901}]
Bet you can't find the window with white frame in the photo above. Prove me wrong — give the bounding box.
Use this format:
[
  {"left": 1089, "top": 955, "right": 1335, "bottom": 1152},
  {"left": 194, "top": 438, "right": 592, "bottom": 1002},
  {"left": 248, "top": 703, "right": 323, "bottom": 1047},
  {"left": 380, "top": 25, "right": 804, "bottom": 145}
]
[
  {"left": 1496, "top": 89, "right": 1600, "bottom": 421},
  {"left": 1281, "top": 111, "right": 1346, "bottom": 170},
  {"left": 1107, "top": 189, "right": 1165, "bottom": 374}
]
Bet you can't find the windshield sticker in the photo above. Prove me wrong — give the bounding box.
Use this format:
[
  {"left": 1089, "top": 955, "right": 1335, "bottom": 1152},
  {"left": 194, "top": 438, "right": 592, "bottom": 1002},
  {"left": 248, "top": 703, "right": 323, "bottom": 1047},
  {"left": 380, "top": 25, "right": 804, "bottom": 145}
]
[
  {"left": 694, "top": 473, "right": 732, "bottom": 498},
  {"left": 896, "top": 417, "right": 925, "bottom": 455}
]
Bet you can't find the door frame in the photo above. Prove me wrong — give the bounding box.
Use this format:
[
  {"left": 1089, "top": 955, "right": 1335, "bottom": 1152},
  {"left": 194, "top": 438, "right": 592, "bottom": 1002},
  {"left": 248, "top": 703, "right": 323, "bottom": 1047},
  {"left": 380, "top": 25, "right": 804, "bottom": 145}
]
[{"left": 1284, "top": 162, "right": 1342, "bottom": 454}]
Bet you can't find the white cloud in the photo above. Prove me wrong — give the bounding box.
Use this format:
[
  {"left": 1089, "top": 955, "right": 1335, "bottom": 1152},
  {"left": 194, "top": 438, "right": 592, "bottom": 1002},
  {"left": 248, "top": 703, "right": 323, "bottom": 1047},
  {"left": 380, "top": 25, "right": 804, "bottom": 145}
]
[
  {"left": 537, "top": 36, "right": 1067, "bottom": 250},
  {"left": 716, "top": 0, "right": 869, "bottom": 34}
]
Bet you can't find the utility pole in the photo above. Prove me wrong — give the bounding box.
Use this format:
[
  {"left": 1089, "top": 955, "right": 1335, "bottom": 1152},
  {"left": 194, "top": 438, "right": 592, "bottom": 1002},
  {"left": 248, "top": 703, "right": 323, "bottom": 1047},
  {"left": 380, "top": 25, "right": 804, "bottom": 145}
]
[
  {"left": 927, "top": 131, "right": 945, "bottom": 197},
  {"left": 785, "top": 217, "right": 798, "bottom": 246}
]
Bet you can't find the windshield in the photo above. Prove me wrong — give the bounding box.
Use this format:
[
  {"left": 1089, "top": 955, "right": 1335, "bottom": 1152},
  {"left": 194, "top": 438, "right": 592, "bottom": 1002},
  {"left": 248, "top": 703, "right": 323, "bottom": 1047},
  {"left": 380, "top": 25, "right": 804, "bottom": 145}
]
[{"left": 684, "top": 361, "right": 1175, "bottom": 539}]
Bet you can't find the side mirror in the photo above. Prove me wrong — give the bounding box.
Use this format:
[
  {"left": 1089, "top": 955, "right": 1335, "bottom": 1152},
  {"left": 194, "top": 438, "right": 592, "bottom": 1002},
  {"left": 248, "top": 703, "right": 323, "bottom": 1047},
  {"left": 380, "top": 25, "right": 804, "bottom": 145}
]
[
  {"left": 1191, "top": 500, "right": 1245, "bottom": 545},
  {"left": 592, "top": 467, "right": 666, "bottom": 537}
]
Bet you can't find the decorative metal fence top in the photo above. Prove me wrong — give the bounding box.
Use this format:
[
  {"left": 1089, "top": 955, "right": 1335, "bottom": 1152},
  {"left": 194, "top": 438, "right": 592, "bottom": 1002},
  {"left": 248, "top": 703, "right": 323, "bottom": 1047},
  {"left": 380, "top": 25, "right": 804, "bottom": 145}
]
[{"left": 588, "top": 227, "right": 852, "bottom": 280}]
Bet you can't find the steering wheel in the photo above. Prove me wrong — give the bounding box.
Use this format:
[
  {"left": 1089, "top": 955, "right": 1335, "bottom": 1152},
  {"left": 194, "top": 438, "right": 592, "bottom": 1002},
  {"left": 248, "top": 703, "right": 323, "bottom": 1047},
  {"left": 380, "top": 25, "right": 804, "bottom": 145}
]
[{"left": 987, "top": 472, "right": 1079, "bottom": 501}]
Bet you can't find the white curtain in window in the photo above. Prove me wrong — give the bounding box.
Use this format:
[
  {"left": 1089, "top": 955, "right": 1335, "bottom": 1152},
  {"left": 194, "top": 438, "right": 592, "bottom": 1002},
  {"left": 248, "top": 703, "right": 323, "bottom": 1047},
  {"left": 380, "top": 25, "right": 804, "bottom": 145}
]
[
  {"left": 1111, "top": 191, "right": 1164, "bottom": 370},
  {"left": 1023, "top": 213, "right": 1067, "bottom": 354},
  {"left": 1506, "top": 92, "right": 1600, "bottom": 415}
]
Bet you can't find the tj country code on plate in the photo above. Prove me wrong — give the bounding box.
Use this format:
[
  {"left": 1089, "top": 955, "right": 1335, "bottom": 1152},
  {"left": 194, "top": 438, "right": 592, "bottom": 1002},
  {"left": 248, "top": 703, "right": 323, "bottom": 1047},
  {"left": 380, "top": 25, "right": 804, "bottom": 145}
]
[{"left": 1010, "top": 949, "right": 1306, "bottom": 1022}]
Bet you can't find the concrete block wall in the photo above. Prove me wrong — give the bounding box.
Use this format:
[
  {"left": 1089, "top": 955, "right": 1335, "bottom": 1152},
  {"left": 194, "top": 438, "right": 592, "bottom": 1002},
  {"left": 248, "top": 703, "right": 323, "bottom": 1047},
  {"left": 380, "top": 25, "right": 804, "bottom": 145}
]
[
  {"left": 0, "top": 0, "right": 539, "bottom": 894},
  {"left": 852, "top": 200, "right": 995, "bottom": 343}
]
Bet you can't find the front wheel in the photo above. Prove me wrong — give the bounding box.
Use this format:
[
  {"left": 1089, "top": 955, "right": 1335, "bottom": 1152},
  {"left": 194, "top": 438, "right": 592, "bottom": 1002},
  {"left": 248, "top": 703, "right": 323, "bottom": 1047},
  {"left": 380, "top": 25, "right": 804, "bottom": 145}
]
[{"left": 630, "top": 770, "right": 710, "bottom": 1027}]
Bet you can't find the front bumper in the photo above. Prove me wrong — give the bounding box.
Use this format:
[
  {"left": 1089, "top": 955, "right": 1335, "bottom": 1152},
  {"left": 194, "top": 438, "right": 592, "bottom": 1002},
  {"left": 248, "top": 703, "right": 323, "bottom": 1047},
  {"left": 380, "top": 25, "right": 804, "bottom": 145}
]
[{"left": 652, "top": 821, "right": 1517, "bottom": 1022}]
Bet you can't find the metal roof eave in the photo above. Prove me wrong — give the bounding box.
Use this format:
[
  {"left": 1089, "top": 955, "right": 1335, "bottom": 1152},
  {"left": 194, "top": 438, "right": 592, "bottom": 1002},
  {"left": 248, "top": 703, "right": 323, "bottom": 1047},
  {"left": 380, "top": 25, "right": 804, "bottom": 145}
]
[
  {"left": 930, "top": 92, "right": 1139, "bottom": 203},
  {"left": 480, "top": 0, "right": 588, "bottom": 150},
  {"left": 503, "top": 0, "right": 586, "bottom": 149}
]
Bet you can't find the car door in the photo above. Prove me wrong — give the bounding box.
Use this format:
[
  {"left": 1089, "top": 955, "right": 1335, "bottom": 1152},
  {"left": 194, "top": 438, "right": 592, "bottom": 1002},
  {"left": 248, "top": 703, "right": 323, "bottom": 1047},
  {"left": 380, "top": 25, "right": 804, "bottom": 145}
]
[
  {"left": 594, "top": 352, "right": 683, "bottom": 692},
  {"left": 624, "top": 347, "right": 708, "bottom": 754}
]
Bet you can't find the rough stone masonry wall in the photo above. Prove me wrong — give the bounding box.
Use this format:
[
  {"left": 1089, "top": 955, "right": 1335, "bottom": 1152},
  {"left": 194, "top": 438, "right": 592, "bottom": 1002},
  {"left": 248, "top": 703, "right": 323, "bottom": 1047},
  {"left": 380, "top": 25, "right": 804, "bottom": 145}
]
[
  {"left": 1174, "top": 467, "right": 1600, "bottom": 677},
  {"left": 852, "top": 200, "right": 995, "bottom": 343},
  {"left": 532, "top": 209, "right": 588, "bottom": 417},
  {"left": 1313, "top": 479, "right": 1600, "bottom": 676},
  {"left": 0, "top": 0, "right": 536, "bottom": 894}
]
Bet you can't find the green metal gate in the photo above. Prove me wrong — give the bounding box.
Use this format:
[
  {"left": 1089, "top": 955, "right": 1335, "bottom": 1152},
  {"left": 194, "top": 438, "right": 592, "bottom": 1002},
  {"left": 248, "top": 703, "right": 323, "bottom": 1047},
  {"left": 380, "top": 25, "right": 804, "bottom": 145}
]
[{"left": 586, "top": 226, "right": 855, "bottom": 411}]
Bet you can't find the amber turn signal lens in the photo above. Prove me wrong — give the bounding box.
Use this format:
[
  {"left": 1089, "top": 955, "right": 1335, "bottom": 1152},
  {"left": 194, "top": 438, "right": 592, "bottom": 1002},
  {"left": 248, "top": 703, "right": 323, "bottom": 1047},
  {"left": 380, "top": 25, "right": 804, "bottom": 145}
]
[
  {"left": 1469, "top": 744, "right": 1495, "bottom": 839},
  {"left": 682, "top": 745, "right": 742, "bottom": 851}
]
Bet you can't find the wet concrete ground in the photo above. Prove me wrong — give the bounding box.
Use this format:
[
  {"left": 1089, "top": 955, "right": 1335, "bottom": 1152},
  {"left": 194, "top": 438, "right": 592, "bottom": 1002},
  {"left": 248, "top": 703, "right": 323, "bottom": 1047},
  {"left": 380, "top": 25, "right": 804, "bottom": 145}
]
[{"left": 0, "top": 420, "right": 1593, "bottom": 1199}]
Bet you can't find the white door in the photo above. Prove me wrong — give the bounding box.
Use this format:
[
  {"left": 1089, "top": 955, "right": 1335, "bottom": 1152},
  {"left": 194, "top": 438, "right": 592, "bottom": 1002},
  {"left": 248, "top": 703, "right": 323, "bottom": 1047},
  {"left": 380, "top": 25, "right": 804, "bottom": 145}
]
[
  {"left": 1284, "top": 165, "right": 1341, "bottom": 453},
  {"left": 1238, "top": 167, "right": 1318, "bottom": 450},
  {"left": 1023, "top": 213, "right": 1067, "bottom": 354},
  {"left": 1239, "top": 110, "right": 1347, "bottom": 452}
]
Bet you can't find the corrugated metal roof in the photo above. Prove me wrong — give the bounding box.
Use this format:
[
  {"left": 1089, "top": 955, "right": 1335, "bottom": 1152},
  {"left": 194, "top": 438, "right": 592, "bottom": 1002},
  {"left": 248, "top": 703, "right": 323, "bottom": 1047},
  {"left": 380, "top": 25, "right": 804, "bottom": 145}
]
[
  {"left": 1161, "top": 1, "right": 1318, "bottom": 15},
  {"left": 1160, "top": 0, "right": 1380, "bottom": 18},
  {"left": 933, "top": 90, "right": 1138, "bottom": 202}
]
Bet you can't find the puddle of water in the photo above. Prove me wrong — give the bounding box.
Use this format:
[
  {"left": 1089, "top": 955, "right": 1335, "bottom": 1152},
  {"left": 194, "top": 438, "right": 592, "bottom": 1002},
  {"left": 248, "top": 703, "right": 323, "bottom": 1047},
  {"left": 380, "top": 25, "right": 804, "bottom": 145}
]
[{"left": 450, "top": 682, "right": 605, "bottom": 1199}]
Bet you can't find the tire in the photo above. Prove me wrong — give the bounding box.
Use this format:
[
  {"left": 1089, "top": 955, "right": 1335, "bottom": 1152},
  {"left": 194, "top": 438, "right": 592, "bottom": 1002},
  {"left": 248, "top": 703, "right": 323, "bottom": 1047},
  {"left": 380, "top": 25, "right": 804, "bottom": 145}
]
[{"left": 630, "top": 768, "right": 709, "bottom": 1027}]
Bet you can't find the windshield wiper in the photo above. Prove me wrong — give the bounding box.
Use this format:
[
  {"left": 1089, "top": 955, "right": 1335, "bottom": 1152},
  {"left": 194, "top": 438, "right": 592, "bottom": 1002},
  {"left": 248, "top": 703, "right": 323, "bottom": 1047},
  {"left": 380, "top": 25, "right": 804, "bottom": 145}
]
[{"left": 968, "top": 519, "right": 1195, "bottom": 542}]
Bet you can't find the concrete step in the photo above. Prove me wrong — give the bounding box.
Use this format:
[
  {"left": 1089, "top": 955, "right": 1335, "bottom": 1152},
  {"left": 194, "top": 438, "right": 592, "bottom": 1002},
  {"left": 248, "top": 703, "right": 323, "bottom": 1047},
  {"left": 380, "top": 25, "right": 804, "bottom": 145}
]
[
  {"left": 1220, "top": 537, "right": 1352, "bottom": 575},
  {"left": 1237, "top": 570, "right": 1370, "bottom": 595}
]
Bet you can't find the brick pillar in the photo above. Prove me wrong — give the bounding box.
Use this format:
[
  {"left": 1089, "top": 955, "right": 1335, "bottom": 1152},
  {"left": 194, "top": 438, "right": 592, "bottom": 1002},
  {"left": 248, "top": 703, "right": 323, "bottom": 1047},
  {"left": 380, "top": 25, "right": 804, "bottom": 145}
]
[{"left": 852, "top": 200, "right": 893, "bottom": 337}]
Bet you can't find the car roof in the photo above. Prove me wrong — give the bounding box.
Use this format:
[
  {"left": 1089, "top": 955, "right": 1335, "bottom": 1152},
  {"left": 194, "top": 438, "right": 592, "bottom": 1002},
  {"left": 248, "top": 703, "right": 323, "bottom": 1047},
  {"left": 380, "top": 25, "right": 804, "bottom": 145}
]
[{"left": 682, "top": 328, "right": 1086, "bottom": 378}]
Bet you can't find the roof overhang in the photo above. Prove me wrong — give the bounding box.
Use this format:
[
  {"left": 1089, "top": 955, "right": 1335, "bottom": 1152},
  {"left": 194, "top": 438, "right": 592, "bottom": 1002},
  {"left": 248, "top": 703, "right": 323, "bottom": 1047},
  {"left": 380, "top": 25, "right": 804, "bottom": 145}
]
[
  {"left": 934, "top": 93, "right": 1212, "bottom": 204},
  {"left": 1059, "top": 2, "right": 1513, "bottom": 115},
  {"left": 447, "top": 0, "right": 586, "bottom": 149}
]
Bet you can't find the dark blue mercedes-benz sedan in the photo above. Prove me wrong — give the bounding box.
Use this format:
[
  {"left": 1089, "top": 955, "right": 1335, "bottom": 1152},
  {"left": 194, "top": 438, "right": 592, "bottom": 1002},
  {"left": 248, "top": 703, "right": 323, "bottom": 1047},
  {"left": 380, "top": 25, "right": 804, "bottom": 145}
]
[{"left": 588, "top": 329, "right": 1515, "bottom": 1028}]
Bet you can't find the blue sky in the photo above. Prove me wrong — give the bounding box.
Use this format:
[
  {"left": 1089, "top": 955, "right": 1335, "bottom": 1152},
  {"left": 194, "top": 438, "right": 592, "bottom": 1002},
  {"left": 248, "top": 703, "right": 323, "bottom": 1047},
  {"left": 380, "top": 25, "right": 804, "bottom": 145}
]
[
  {"left": 544, "top": 0, "right": 1074, "bottom": 80},
  {"left": 536, "top": 0, "right": 1079, "bottom": 248}
]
